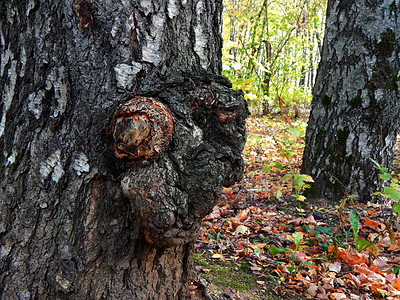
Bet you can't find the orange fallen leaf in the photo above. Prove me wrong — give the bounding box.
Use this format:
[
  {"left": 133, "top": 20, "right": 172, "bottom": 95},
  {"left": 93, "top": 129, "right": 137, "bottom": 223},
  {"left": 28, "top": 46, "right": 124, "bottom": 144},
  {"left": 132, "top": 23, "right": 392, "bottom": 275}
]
[
  {"left": 345, "top": 273, "right": 361, "bottom": 287},
  {"left": 364, "top": 217, "right": 380, "bottom": 229},
  {"left": 278, "top": 224, "right": 286, "bottom": 231},
  {"left": 366, "top": 244, "right": 380, "bottom": 256},
  {"left": 328, "top": 244, "right": 336, "bottom": 254},
  {"left": 370, "top": 284, "right": 386, "bottom": 296},
  {"left": 355, "top": 265, "right": 370, "bottom": 275},
  {"left": 230, "top": 207, "right": 253, "bottom": 225},
  {"left": 367, "top": 210, "right": 376, "bottom": 216},
  {"left": 337, "top": 249, "right": 368, "bottom": 265},
  {"left": 393, "top": 278, "right": 400, "bottom": 291}
]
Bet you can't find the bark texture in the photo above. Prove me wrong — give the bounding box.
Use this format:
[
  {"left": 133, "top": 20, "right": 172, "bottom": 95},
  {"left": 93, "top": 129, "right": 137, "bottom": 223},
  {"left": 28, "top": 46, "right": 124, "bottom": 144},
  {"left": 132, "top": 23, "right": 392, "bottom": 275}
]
[
  {"left": 0, "top": 0, "right": 248, "bottom": 299},
  {"left": 302, "top": 0, "right": 400, "bottom": 202}
]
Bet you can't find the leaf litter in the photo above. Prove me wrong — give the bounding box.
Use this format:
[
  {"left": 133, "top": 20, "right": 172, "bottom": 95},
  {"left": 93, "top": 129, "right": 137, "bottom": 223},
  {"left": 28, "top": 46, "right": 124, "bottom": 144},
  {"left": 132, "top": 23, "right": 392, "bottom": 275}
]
[{"left": 190, "top": 116, "right": 400, "bottom": 299}]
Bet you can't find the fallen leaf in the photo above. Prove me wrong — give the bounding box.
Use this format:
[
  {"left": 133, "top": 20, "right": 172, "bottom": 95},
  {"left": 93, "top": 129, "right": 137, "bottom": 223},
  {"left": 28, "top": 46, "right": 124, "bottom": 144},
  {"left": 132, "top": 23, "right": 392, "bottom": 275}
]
[
  {"left": 203, "top": 206, "right": 221, "bottom": 220},
  {"left": 329, "top": 292, "right": 347, "bottom": 300},
  {"left": 288, "top": 217, "right": 302, "bottom": 225},
  {"left": 230, "top": 208, "right": 251, "bottom": 224},
  {"left": 328, "top": 262, "right": 342, "bottom": 273},
  {"left": 328, "top": 244, "right": 336, "bottom": 254},
  {"left": 345, "top": 273, "right": 361, "bottom": 287},
  {"left": 370, "top": 284, "right": 386, "bottom": 297},
  {"left": 249, "top": 243, "right": 267, "bottom": 251},
  {"left": 287, "top": 231, "right": 304, "bottom": 241},
  {"left": 211, "top": 253, "right": 221, "bottom": 259},
  {"left": 378, "top": 236, "right": 392, "bottom": 247},
  {"left": 394, "top": 278, "right": 400, "bottom": 291},
  {"left": 234, "top": 224, "right": 250, "bottom": 235},
  {"left": 372, "top": 257, "right": 391, "bottom": 273},
  {"left": 304, "top": 215, "right": 316, "bottom": 225},
  {"left": 337, "top": 249, "right": 368, "bottom": 265},
  {"left": 388, "top": 243, "right": 400, "bottom": 252},
  {"left": 364, "top": 217, "right": 379, "bottom": 229},
  {"left": 278, "top": 224, "right": 286, "bottom": 231},
  {"left": 295, "top": 251, "right": 307, "bottom": 262}
]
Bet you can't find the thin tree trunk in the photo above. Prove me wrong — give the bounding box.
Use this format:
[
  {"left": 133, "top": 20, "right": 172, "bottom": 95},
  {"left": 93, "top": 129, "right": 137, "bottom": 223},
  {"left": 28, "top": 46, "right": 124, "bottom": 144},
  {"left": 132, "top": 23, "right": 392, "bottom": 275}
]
[
  {"left": 0, "top": 0, "right": 248, "bottom": 298},
  {"left": 302, "top": 0, "right": 400, "bottom": 202}
]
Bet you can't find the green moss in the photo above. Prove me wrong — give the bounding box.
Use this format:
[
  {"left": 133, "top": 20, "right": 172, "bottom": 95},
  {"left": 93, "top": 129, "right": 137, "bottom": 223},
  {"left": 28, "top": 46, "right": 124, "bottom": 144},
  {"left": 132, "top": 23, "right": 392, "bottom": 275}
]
[
  {"left": 194, "top": 253, "right": 210, "bottom": 267},
  {"left": 336, "top": 127, "right": 349, "bottom": 143},
  {"left": 348, "top": 95, "right": 362, "bottom": 108},
  {"left": 316, "top": 127, "right": 326, "bottom": 143},
  {"left": 324, "top": 127, "right": 350, "bottom": 166},
  {"left": 321, "top": 94, "right": 331, "bottom": 106},
  {"left": 195, "top": 254, "right": 257, "bottom": 292},
  {"left": 213, "top": 265, "right": 257, "bottom": 291},
  {"left": 325, "top": 172, "right": 350, "bottom": 195},
  {"left": 371, "top": 59, "right": 399, "bottom": 91},
  {"left": 376, "top": 28, "right": 396, "bottom": 58},
  {"left": 370, "top": 28, "right": 399, "bottom": 93},
  {"left": 325, "top": 177, "right": 342, "bottom": 194},
  {"left": 390, "top": 1, "right": 397, "bottom": 13}
]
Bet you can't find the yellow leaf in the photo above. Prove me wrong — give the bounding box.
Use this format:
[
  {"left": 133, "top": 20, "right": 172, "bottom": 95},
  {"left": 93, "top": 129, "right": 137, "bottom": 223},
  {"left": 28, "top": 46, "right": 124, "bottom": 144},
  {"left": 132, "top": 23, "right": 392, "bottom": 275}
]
[
  {"left": 286, "top": 232, "right": 304, "bottom": 241},
  {"left": 250, "top": 243, "right": 267, "bottom": 251},
  {"left": 212, "top": 253, "right": 221, "bottom": 259},
  {"left": 301, "top": 175, "right": 314, "bottom": 182},
  {"left": 296, "top": 195, "right": 307, "bottom": 201}
]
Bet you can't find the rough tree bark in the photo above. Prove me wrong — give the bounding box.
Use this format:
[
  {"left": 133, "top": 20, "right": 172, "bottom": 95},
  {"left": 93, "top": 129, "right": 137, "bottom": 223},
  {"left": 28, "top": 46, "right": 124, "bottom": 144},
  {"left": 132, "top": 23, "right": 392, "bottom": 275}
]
[
  {"left": 0, "top": 1, "right": 248, "bottom": 299},
  {"left": 301, "top": 0, "right": 400, "bottom": 202}
]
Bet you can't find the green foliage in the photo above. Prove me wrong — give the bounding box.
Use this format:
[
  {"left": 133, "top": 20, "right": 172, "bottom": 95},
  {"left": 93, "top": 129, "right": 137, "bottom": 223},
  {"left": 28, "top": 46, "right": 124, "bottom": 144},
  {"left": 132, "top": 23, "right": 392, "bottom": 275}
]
[
  {"left": 393, "top": 265, "right": 400, "bottom": 275},
  {"left": 370, "top": 158, "right": 400, "bottom": 216},
  {"left": 348, "top": 211, "right": 371, "bottom": 252},
  {"left": 349, "top": 211, "right": 359, "bottom": 250},
  {"left": 268, "top": 231, "right": 326, "bottom": 277},
  {"left": 222, "top": 0, "right": 327, "bottom": 114}
]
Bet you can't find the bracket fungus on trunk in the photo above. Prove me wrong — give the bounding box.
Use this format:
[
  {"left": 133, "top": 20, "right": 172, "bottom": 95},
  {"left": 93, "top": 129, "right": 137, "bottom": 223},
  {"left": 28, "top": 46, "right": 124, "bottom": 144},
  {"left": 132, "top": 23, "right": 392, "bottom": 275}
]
[{"left": 111, "top": 96, "right": 174, "bottom": 164}]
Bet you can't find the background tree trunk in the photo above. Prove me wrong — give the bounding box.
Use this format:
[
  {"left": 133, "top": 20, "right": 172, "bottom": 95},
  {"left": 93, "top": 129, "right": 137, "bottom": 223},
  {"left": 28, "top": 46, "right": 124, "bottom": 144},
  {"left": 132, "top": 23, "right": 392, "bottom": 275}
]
[
  {"left": 0, "top": 0, "right": 248, "bottom": 298},
  {"left": 302, "top": 0, "right": 400, "bottom": 202}
]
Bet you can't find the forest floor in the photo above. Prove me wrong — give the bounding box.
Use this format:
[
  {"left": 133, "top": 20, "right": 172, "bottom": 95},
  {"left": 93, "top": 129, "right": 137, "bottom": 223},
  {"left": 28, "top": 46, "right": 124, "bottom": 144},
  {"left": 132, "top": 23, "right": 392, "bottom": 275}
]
[{"left": 189, "top": 116, "right": 400, "bottom": 300}]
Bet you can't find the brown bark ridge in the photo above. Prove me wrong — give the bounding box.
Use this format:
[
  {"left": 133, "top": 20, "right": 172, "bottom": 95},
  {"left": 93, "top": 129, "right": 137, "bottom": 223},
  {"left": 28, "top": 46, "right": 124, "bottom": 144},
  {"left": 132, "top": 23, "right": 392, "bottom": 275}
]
[
  {"left": 0, "top": 0, "right": 248, "bottom": 299},
  {"left": 302, "top": 0, "right": 400, "bottom": 202}
]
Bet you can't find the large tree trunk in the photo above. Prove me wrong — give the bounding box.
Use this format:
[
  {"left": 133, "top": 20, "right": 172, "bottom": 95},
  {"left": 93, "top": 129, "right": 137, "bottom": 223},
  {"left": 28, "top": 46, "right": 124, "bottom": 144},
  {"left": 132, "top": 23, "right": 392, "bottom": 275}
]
[
  {"left": 0, "top": 0, "right": 248, "bottom": 299},
  {"left": 302, "top": 0, "right": 400, "bottom": 202}
]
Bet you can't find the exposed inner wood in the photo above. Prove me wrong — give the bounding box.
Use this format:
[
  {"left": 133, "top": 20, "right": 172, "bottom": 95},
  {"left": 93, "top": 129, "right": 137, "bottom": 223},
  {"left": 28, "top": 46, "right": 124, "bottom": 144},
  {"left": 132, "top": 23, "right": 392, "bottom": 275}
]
[{"left": 111, "top": 96, "right": 174, "bottom": 164}]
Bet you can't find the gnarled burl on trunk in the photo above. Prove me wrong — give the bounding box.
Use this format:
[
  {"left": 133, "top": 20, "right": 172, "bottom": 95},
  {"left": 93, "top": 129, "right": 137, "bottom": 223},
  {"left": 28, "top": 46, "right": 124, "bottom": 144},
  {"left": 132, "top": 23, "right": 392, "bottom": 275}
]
[
  {"left": 111, "top": 77, "right": 248, "bottom": 247},
  {"left": 0, "top": 0, "right": 247, "bottom": 298}
]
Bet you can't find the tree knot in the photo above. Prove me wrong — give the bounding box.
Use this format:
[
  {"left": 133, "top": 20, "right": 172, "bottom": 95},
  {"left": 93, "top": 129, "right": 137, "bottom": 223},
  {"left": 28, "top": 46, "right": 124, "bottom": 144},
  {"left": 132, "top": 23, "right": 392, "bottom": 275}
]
[{"left": 111, "top": 96, "right": 174, "bottom": 164}]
